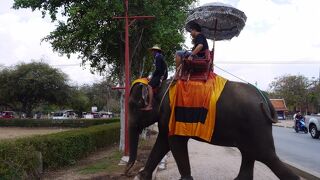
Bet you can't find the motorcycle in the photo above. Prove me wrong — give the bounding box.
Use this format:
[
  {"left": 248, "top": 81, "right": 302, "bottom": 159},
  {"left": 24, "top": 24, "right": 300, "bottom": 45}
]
[{"left": 294, "top": 117, "right": 308, "bottom": 133}]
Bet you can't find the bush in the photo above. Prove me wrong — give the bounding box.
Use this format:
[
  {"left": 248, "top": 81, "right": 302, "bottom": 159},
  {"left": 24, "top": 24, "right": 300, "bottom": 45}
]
[
  {"left": 0, "top": 122, "right": 120, "bottom": 179},
  {"left": 0, "top": 118, "right": 119, "bottom": 127},
  {"left": 0, "top": 142, "right": 41, "bottom": 179}
]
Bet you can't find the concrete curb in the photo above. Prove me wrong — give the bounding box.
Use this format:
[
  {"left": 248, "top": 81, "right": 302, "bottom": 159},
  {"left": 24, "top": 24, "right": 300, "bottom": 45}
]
[
  {"left": 284, "top": 161, "right": 320, "bottom": 180},
  {"left": 273, "top": 124, "right": 294, "bottom": 129}
]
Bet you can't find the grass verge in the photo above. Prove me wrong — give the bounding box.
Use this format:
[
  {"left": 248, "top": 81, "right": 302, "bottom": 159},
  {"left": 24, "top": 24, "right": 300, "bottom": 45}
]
[{"left": 0, "top": 122, "right": 120, "bottom": 180}]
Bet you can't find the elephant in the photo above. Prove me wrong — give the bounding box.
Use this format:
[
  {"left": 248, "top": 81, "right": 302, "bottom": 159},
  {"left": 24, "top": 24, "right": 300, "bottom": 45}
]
[{"left": 125, "top": 79, "right": 300, "bottom": 180}]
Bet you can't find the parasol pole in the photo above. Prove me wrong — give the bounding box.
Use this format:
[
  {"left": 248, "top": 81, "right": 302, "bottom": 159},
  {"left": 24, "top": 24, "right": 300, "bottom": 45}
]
[
  {"left": 212, "top": 18, "right": 218, "bottom": 53},
  {"left": 212, "top": 18, "right": 218, "bottom": 71}
]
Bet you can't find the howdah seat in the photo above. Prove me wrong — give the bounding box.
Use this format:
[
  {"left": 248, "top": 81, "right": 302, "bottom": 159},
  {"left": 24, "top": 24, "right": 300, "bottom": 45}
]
[{"left": 178, "top": 49, "right": 214, "bottom": 81}]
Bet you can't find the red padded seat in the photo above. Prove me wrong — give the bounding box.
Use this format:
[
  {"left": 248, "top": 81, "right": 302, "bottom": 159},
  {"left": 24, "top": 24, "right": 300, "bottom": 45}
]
[{"left": 178, "top": 50, "right": 214, "bottom": 81}]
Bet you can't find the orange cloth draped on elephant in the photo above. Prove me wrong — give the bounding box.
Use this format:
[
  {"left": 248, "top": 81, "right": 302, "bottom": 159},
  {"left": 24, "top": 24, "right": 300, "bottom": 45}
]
[{"left": 169, "top": 73, "right": 227, "bottom": 142}]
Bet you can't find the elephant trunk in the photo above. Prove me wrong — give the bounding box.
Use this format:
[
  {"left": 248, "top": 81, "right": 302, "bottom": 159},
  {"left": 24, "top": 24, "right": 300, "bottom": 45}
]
[{"left": 124, "top": 124, "right": 140, "bottom": 175}]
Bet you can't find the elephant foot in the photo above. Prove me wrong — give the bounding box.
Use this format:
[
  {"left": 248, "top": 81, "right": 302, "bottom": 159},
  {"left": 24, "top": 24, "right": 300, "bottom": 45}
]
[
  {"left": 134, "top": 170, "right": 152, "bottom": 180},
  {"left": 234, "top": 175, "right": 253, "bottom": 180},
  {"left": 179, "top": 176, "right": 194, "bottom": 180}
]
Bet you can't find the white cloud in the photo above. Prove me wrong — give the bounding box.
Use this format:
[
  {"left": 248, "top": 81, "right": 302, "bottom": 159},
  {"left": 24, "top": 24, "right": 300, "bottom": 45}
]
[
  {"left": 196, "top": 0, "right": 320, "bottom": 89},
  {"left": 1, "top": 0, "right": 320, "bottom": 90},
  {"left": 0, "top": 0, "right": 102, "bottom": 85}
]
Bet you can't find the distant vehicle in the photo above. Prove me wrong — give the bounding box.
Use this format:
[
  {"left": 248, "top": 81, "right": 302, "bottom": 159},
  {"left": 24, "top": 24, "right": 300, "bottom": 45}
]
[
  {"left": 82, "top": 112, "right": 100, "bottom": 119},
  {"left": 0, "top": 111, "right": 15, "bottom": 119},
  {"left": 294, "top": 117, "right": 308, "bottom": 133},
  {"left": 92, "top": 112, "right": 100, "bottom": 118},
  {"left": 277, "top": 112, "right": 286, "bottom": 120},
  {"left": 99, "top": 111, "right": 114, "bottom": 119},
  {"left": 305, "top": 114, "right": 320, "bottom": 139},
  {"left": 52, "top": 110, "right": 77, "bottom": 119},
  {"left": 52, "top": 112, "right": 65, "bottom": 119},
  {"left": 81, "top": 111, "right": 113, "bottom": 119}
]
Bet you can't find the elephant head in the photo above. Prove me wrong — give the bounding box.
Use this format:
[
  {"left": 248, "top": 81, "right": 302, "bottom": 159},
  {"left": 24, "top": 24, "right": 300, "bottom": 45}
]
[{"left": 125, "top": 83, "right": 160, "bottom": 175}]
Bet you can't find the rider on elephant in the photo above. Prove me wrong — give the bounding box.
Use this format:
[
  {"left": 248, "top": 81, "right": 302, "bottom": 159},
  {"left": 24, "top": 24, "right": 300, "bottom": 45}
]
[
  {"left": 141, "top": 45, "right": 168, "bottom": 111},
  {"left": 175, "top": 21, "right": 209, "bottom": 69}
]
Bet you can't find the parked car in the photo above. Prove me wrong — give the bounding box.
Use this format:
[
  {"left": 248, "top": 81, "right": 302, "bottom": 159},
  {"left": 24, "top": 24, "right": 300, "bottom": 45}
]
[
  {"left": 99, "top": 111, "right": 114, "bottom": 119},
  {"left": 52, "top": 110, "right": 77, "bottom": 119},
  {"left": 0, "top": 111, "right": 15, "bottom": 119},
  {"left": 92, "top": 112, "right": 101, "bottom": 118},
  {"left": 305, "top": 114, "right": 320, "bottom": 139},
  {"left": 277, "top": 112, "right": 286, "bottom": 120},
  {"left": 52, "top": 112, "right": 66, "bottom": 119}
]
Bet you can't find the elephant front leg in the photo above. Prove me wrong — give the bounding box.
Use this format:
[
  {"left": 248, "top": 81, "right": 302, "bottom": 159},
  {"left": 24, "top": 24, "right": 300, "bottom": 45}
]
[
  {"left": 235, "top": 150, "right": 255, "bottom": 180},
  {"left": 169, "top": 135, "right": 193, "bottom": 180},
  {"left": 137, "top": 133, "right": 170, "bottom": 180}
]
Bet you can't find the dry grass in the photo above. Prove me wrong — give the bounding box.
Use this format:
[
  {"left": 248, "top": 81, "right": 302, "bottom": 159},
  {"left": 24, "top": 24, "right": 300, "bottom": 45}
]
[{"left": 0, "top": 127, "right": 70, "bottom": 140}]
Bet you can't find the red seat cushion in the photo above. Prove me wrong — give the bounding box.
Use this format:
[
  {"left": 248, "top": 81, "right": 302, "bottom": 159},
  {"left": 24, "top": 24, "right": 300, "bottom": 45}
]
[{"left": 178, "top": 50, "right": 213, "bottom": 81}]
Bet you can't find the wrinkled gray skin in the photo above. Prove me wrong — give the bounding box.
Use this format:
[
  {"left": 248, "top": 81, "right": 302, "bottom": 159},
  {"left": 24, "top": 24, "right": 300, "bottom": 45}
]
[{"left": 126, "top": 80, "right": 299, "bottom": 180}]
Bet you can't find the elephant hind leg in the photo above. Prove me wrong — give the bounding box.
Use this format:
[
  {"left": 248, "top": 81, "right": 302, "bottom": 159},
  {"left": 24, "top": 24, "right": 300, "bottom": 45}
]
[
  {"left": 235, "top": 151, "right": 255, "bottom": 180},
  {"left": 259, "top": 153, "right": 300, "bottom": 180},
  {"left": 169, "top": 135, "right": 193, "bottom": 180}
]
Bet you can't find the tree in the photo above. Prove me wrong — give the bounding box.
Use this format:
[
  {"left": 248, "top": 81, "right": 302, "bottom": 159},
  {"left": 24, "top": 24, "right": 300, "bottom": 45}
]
[
  {"left": 13, "top": 0, "right": 195, "bottom": 150},
  {"left": 68, "top": 87, "right": 90, "bottom": 116},
  {"left": 269, "top": 75, "right": 309, "bottom": 112},
  {"left": 80, "top": 78, "right": 120, "bottom": 113},
  {"left": 0, "top": 62, "right": 70, "bottom": 117},
  {"left": 305, "top": 79, "right": 320, "bottom": 113},
  {"left": 13, "top": 0, "right": 194, "bottom": 79}
]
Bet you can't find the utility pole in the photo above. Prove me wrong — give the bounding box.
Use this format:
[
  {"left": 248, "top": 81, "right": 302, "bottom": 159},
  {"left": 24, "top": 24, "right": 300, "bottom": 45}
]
[{"left": 113, "top": 0, "right": 154, "bottom": 156}]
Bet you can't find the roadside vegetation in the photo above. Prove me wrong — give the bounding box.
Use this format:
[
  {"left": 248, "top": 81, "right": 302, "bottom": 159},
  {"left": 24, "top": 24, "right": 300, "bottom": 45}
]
[
  {"left": 0, "top": 62, "right": 120, "bottom": 118},
  {"left": 268, "top": 75, "right": 320, "bottom": 113},
  {"left": 0, "top": 122, "right": 120, "bottom": 179}
]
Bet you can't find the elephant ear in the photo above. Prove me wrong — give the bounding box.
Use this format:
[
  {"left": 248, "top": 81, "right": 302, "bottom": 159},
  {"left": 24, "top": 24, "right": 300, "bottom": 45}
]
[
  {"left": 141, "top": 84, "right": 149, "bottom": 106},
  {"left": 130, "top": 83, "right": 149, "bottom": 108}
]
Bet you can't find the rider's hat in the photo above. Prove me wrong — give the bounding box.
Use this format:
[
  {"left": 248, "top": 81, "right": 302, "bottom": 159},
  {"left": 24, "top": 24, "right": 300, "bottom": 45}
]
[{"left": 149, "top": 44, "right": 163, "bottom": 52}]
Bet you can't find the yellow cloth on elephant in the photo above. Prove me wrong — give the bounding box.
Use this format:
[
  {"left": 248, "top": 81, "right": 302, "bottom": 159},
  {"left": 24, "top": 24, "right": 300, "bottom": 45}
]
[
  {"left": 132, "top": 78, "right": 149, "bottom": 86},
  {"left": 168, "top": 73, "right": 227, "bottom": 142}
]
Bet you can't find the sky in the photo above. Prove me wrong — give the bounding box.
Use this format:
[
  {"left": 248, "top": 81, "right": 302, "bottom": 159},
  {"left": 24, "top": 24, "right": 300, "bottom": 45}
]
[{"left": 0, "top": 0, "right": 320, "bottom": 90}]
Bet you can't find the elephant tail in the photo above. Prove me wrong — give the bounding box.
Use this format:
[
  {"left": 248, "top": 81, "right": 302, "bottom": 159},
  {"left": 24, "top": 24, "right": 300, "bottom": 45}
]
[{"left": 260, "top": 101, "right": 278, "bottom": 123}]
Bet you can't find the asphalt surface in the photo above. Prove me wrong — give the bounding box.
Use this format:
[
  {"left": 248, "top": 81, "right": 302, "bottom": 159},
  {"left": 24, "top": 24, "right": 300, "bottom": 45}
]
[
  {"left": 156, "top": 140, "right": 279, "bottom": 180},
  {"left": 273, "top": 126, "right": 320, "bottom": 177}
]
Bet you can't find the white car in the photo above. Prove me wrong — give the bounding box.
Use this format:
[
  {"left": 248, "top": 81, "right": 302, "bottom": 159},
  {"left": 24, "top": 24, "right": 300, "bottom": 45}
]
[
  {"left": 305, "top": 115, "right": 320, "bottom": 139},
  {"left": 52, "top": 110, "right": 77, "bottom": 119},
  {"left": 52, "top": 112, "right": 67, "bottom": 119}
]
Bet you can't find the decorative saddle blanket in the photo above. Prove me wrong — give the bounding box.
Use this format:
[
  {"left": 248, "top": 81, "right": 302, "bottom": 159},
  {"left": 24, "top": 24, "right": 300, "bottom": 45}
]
[
  {"left": 132, "top": 78, "right": 149, "bottom": 87},
  {"left": 169, "top": 73, "right": 227, "bottom": 142}
]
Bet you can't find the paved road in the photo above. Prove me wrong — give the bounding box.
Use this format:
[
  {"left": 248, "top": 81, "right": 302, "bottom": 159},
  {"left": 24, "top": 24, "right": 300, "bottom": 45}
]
[{"left": 273, "top": 126, "right": 320, "bottom": 177}]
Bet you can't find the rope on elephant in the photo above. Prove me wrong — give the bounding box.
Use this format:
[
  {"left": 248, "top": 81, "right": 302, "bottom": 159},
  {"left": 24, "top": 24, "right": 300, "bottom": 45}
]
[
  {"left": 213, "top": 64, "right": 270, "bottom": 107},
  {"left": 158, "top": 64, "right": 183, "bottom": 113},
  {"left": 213, "top": 64, "right": 250, "bottom": 84}
]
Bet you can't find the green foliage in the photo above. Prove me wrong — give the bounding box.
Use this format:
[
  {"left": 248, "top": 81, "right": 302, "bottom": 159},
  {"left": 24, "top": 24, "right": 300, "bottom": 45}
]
[
  {"left": 0, "top": 123, "right": 120, "bottom": 179},
  {"left": 0, "top": 118, "right": 119, "bottom": 128},
  {"left": 0, "top": 62, "right": 120, "bottom": 116},
  {"left": 13, "top": 0, "right": 196, "bottom": 81},
  {"left": 269, "top": 75, "right": 320, "bottom": 112},
  {"left": 68, "top": 87, "right": 90, "bottom": 115},
  {"left": 79, "top": 79, "right": 120, "bottom": 113},
  {"left": 0, "top": 62, "right": 70, "bottom": 117},
  {"left": 0, "top": 142, "right": 41, "bottom": 179}
]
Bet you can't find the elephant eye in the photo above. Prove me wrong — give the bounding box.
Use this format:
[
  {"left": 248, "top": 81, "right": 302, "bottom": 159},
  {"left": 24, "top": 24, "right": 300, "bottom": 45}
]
[{"left": 138, "top": 99, "right": 144, "bottom": 106}]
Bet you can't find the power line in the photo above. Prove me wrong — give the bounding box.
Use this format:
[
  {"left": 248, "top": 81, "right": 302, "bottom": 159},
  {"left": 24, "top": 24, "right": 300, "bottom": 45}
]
[
  {"left": 214, "top": 61, "right": 320, "bottom": 64},
  {"left": 2, "top": 60, "right": 320, "bottom": 68},
  {"left": 51, "top": 64, "right": 81, "bottom": 67}
]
